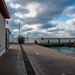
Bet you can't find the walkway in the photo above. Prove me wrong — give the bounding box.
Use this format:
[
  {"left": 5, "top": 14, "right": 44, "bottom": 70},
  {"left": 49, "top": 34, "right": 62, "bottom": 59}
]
[
  {"left": 0, "top": 44, "right": 75, "bottom": 75},
  {"left": 0, "top": 44, "right": 27, "bottom": 75},
  {"left": 22, "top": 44, "right": 75, "bottom": 75}
]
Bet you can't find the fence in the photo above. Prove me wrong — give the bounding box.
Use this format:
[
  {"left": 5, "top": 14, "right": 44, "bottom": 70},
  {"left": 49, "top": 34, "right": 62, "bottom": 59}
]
[{"left": 13, "top": 38, "right": 75, "bottom": 44}]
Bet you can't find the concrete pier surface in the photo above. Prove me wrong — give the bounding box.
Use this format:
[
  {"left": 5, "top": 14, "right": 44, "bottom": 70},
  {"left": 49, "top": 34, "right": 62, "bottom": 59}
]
[
  {"left": 0, "top": 44, "right": 75, "bottom": 75},
  {"left": 0, "top": 44, "right": 27, "bottom": 75},
  {"left": 22, "top": 44, "right": 75, "bottom": 75}
]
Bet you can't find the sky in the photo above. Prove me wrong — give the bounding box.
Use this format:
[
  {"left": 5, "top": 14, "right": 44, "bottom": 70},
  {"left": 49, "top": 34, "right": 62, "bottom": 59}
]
[{"left": 5, "top": 0, "right": 75, "bottom": 38}]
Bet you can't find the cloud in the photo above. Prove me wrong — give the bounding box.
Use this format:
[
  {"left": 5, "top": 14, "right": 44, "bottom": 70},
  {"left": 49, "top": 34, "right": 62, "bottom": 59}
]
[
  {"left": 47, "top": 28, "right": 65, "bottom": 32},
  {"left": 12, "top": 29, "right": 19, "bottom": 33},
  {"left": 69, "top": 32, "right": 75, "bottom": 37},
  {"left": 6, "top": 0, "right": 68, "bottom": 21},
  {"left": 38, "top": 23, "right": 56, "bottom": 29},
  {"left": 8, "top": 20, "right": 19, "bottom": 31},
  {"left": 21, "top": 28, "right": 33, "bottom": 32},
  {"left": 5, "top": 0, "right": 75, "bottom": 38},
  {"left": 66, "top": 18, "right": 75, "bottom": 25},
  {"left": 25, "top": 2, "right": 40, "bottom": 17},
  {"left": 27, "top": 31, "right": 50, "bottom": 38},
  {"left": 63, "top": 5, "right": 75, "bottom": 17}
]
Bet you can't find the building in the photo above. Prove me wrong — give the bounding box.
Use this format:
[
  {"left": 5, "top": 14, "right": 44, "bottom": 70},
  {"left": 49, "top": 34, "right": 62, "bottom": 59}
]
[
  {"left": 6, "top": 28, "right": 9, "bottom": 50},
  {"left": 17, "top": 36, "right": 25, "bottom": 44},
  {"left": 6, "top": 28, "right": 14, "bottom": 50},
  {"left": 9, "top": 33, "right": 14, "bottom": 43},
  {"left": 0, "top": 0, "right": 10, "bottom": 57}
]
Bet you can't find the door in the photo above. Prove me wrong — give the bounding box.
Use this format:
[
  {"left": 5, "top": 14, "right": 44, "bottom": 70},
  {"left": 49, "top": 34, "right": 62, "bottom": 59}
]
[{"left": 19, "top": 38, "right": 24, "bottom": 44}]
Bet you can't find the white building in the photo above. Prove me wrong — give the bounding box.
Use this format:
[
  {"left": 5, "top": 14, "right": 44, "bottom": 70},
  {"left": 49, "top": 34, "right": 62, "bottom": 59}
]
[
  {"left": 0, "top": 0, "right": 10, "bottom": 57},
  {"left": 6, "top": 28, "right": 14, "bottom": 50},
  {"left": 9, "top": 34, "right": 14, "bottom": 43}
]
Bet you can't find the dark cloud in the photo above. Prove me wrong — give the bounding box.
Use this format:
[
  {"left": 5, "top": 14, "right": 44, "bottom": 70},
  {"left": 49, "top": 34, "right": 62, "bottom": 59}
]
[
  {"left": 6, "top": 0, "right": 69, "bottom": 24},
  {"left": 23, "top": 0, "right": 68, "bottom": 25},
  {"left": 22, "top": 17, "right": 49, "bottom": 25},
  {"left": 8, "top": 20, "right": 19, "bottom": 31},
  {"left": 7, "top": 6, "right": 17, "bottom": 15},
  {"left": 27, "top": 31, "right": 49, "bottom": 38},
  {"left": 6, "top": 3, "right": 29, "bottom": 15},
  {"left": 36, "top": 1, "right": 68, "bottom": 17},
  {"left": 47, "top": 28, "right": 65, "bottom": 32},
  {"left": 9, "top": 0, "right": 68, "bottom": 6},
  {"left": 38, "top": 23, "right": 56, "bottom": 29},
  {"left": 22, "top": 28, "right": 33, "bottom": 32}
]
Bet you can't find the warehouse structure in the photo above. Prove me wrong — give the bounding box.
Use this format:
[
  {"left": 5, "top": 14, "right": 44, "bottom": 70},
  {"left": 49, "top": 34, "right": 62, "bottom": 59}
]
[{"left": 0, "top": 0, "right": 10, "bottom": 57}]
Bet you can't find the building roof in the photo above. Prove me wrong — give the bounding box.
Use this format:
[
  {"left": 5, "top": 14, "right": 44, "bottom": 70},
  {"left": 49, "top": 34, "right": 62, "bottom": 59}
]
[
  {"left": 17, "top": 36, "right": 25, "bottom": 38},
  {"left": 0, "top": 0, "right": 10, "bottom": 19}
]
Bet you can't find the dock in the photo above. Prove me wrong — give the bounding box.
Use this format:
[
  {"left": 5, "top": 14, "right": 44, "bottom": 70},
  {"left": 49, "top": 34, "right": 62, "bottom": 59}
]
[
  {"left": 0, "top": 44, "right": 27, "bottom": 75},
  {"left": 0, "top": 44, "right": 75, "bottom": 75}
]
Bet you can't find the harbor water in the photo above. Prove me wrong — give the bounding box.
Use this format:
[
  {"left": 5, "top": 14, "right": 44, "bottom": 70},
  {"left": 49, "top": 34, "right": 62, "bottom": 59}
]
[{"left": 50, "top": 47, "right": 75, "bottom": 57}]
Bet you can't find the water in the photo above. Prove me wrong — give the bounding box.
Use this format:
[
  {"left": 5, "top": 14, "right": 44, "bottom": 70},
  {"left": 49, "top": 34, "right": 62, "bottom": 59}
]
[
  {"left": 50, "top": 47, "right": 75, "bottom": 56},
  {"left": 51, "top": 47, "right": 75, "bottom": 53}
]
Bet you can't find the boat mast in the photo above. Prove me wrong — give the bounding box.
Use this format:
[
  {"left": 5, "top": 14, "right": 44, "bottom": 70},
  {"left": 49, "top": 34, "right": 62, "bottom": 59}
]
[{"left": 19, "top": 21, "right": 20, "bottom": 36}]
